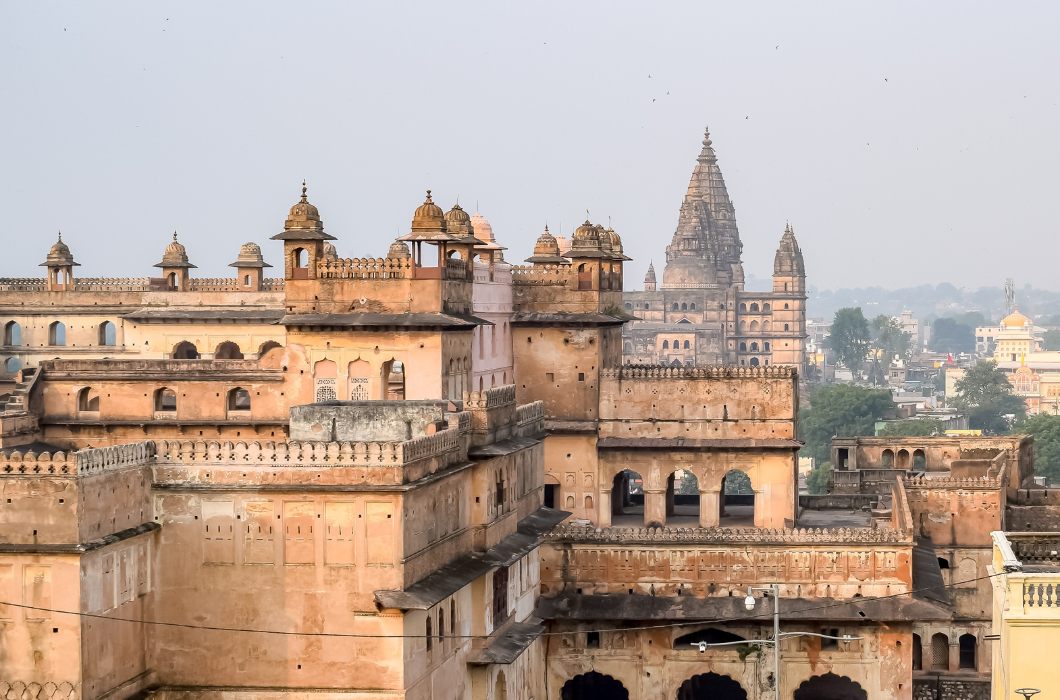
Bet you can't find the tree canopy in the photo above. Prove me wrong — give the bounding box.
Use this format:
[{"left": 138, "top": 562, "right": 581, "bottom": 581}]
[
  {"left": 952, "top": 361, "right": 1026, "bottom": 434},
  {"left": 878, "top": 419, "right": 943, "bottom": 437},
  {"left": 799, "top": 385, "right": 895, "bottom": 465},
  {"left": 825, "top": 307, "right": 871, "bottom": 372},
  {"left": 805, "top": 461, "right": 831, "bottom": 495},
  {"left": 1043, "top": 329, "right": 1060, "bottom": 351},
  {"left": 931, "top": 317, "right": 976, "bottom": 354},
  {"left": 1013, "top": 413, "right": 1060, "bottom": 486}
]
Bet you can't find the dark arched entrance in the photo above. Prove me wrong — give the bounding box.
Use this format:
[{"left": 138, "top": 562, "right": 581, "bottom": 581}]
[
  {"left": 792, "top": 673, "right": 867, "bottom": 700},
  {"left": 561, "top": 671, "right": 629, "bottom": 700},
  {"left": 676, "top": 672, "right": 746, "bottom": 700}
]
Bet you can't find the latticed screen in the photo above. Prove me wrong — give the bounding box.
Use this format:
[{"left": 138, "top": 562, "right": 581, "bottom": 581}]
[
  {"left": 931, "top": 634, "right": 949, "bottom": 670},
  {"left": 350, "top": 377, "right": 368, "bottom": 400}
]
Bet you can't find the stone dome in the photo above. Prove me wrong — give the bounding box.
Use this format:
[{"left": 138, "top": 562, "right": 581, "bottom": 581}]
[
  {"left": 470, "top": 213, "right": 494, "bottom": 243},
  {"left": 388, "top": 241, "right": 411, "bottom": 259},
  {"left": 322, "top": 242, "right": 338, "bottom": 260},
  {"left": 444, "top": 203, "right": 472, "bottom": 233},
  {"left": 1002, "top": 306, "right": 1032, "bottom": 328},
  {"left": 411, "top": 190, "right": 447, "bottom": 233},
  {"left": 155, "top": 231, "right": 196, "bottom": 269},
  {"left": 39, "top": 232, "right": 79, "bottom": 268},
  {"left": 524, "top": 226, "right": 570, "bottom": 265},
  {"left": 272, "top": 181, "right": 334, "bottom": 241},
  {"left": 572, "top": 220, "right": 599, "bottom": 244},
  {"left": 228, "top": 241, "right": 272, "bottom": 269}
]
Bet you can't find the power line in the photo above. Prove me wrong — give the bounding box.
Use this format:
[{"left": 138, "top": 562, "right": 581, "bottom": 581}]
[{"left": 0, "top": 571, "right": 1002, "bottom": 640}]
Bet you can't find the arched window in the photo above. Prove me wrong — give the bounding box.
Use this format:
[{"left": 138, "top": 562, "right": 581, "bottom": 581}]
[
  {"left": 624, "top": 302, "right": 631, "bottom": 310},
  {"left": 258, "top": 340, "right": 282, "bottom": 358},
  {"left": 784, "top": 324, "right": 789, "bottom": 331},
  {"left": 784, "top": 303, "right": 789, "bottom": 309},
  {"left": 167, "top": 272, "right": 178, "bottom": 289},
  {"left": 764, "top": 342, "right": 770, "bottom": 351},
  {"left": 763, "top": 303, "right": 771, "bottom": 312},
  {"left": 244, "top": 274, "right": 251, "bottom": 286},
  {"left": 750, "top": 303, "right": 759, "bottom": 311},
  {"left": 681, "top": 303, "right": 687, "bottom": 310},
  {"left": 749, "top": 357, "right": 760, "bottom": 366},
  {"left": 750, "top": 320, "right": 759, "bottom": 331},
  {"left": 348, "top": 359, "right": 371, "bottom": 400},
  {"left": 154, "top": 387, "right": 177, "bottom": 412},
  {"left": 959, "top": 634, "right": 976, "bottom": 669},
  {"left": 763, "top": 320, "right": 771, "bottom": 331},
  {"left": 49, "top": 321, "right": 65, "bottom": 346},
  {"left": 690, "top": 303, "right": 696, "bottom": 310},
  {"left": 4, "top": 357, "right": 22, "bottom": 373},
  {"left": 882, "top": 449, "right": 894, "bottom": 468},
  {"left": 292, "top": 247, "right": 308, "bottom": 279},
  {"left": 913, "top": 634, "right": 923, "bottom": 670},
  {"left": 214, "top": 341, "right": 244, "bottom": 360},
  {"left": 314, "top": 358, "right": 338, "bottom": 401},
  {"left": 98, "top": 321, "right": 116, "bottom": 346},
  {"left": 173, "top": 341, "right": 199, "bottom": 359},
  {"left": 739, "top": 320, "right": 747, "bottom": 331},
  {"left": 227, "top": 387, "right": 251, "bottom": 412},
  {"left": 672, "top": 303, "right": 679, "bottom": 311},
  {"left": 739, "top": 303, "right": 747, "bottom": 311},
  {"left": 750, "top": 342, "right": 759, "bottom": 352},
  {"left": 491, "top": 325, "right": 497, "bottom": 356},
  {"left": 662, "top": 340, "right": 669, "bottom": 349},
  {"left": 3, "top": 321, "right": 20, "bottom": 346},
  {"left": 739, "top": 342, "right": 747, "bottom": 351},
  {"left": 683, "top": 340, "right": 690, "bottom": 349},
  {"left": 913, "top": 449, "right": 926, "bottom": 471},
  {"left": 931, "top": 633, "right": 949, "bottom": 670},
  {"left": 437, "top": 608, "right": 445, "bottom": 644},
  {"left": 77, "top": 387, "right": 99, "bottom": 412}
]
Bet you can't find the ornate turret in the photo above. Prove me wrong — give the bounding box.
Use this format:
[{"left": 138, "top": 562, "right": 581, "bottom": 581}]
[
  {"left": 644, "top": 261, "right": 657, "bottom": 291},
  {"left": 228, "top": 241, "right": 272, "bottom": 290},
  {"left": 387, "top": 241, "right": 411, "bottom": 260},
  {"left": 524, "top": 225, "right": 569, "bottom": 266},
  {"left": 270, "top": 182, "right": 336, "bottom": 281},
  {"left": 662, "top": 126, "right": 743, "bottom": 288},
  {"left": 154, "top": 232, "right": 196, "bottom": 290},
  {"left": 409, "top": 191, "right": 449, "bottom": 236},
  {"left": 772, "top": 222, "right": 805, "bottom": 292},
  {"left": 40, "top": 232, "right": 80, "bottom": 291},
  {"left": 471, "top": 211, "right": 506, "bottom": 262}
]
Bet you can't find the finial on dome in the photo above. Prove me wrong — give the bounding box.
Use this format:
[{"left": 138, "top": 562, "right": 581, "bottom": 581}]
[
  {"left": 57, "top": 231, "right": 62, "bottom": 242},
  {"left": 426, "top": 189, "right": 433, "bottom": 202},
  {"left": 300, "top": 180, "right": 308, "bottom": 203},
  {"left": 703, "top": 126, "right": 712, "bottom": 146},
  {"left": 173, "top": 231, "right": 178, "bottom": 242}
]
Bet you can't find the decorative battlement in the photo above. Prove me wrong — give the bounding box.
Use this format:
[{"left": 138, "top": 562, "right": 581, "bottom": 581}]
[
  {"left": 544, "top": 523, "right": 912, "bottom": 544},
  {"left": 463, "top": 384, "right": 517, "bottom": 409},
  {"left": 601, "top": 365, "right": 797, "bottom": 380},
  {"left": 316, "top": 257, "right": 413, "bottom": 280},
  {"left": 0, "top": 278, "right": 47, "bottom": 291},
  {"left": 0, "top": 441, "right": 154, "bottom": 476},
  {"left": 904, "top": 474, "right": 1003, "bottom": 489},
  {"left": 510, "top": 265, "right": 576, "bottom": 286},
  {"left": 72, "top": 277, "right": 151, "bottom": 291},
  {"left": 0, "top": 277, "right": 285, "bottom": 292},
  {"left": 516, "top": 401, "right": 545, "bottom": 427}
]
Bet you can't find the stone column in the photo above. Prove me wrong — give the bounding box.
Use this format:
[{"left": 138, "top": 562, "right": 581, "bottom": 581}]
[
  {"left": 644, "top": 489, "right": 666, "bottom": 527},
  {"left": 753, "top": 489, "right": 764, "bottom": 528},
  {"left": 700, "top": 491, "right": 720, "bottom": 528},
  {"left": 949, "top": 640, "right": 959, "bottom": 673},
  {"left": 598, "top": 489, "right": 612, "bottom": 527}
]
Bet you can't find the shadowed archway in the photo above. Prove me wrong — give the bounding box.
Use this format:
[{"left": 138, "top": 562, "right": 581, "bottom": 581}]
[
  {"left": 560, "top": 671, "right": 628, "bottom": 700},
  {"left": 676, "top": 672, "right": 746, "bottom": 700},
  {"left": 792, "top": 673, "right": 867, "bottom": 700}
]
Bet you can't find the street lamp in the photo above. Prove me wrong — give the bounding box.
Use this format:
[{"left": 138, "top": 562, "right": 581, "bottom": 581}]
[
  {"left": 689, "top": 584, "right": 862, "bottom": 699},
  {"left": 1014, "top": 690, "right": 1040, "bottom": 700}
]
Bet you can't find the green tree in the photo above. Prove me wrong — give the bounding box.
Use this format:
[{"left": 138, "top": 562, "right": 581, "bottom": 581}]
[
  {"left": 1013, "top": 413, "right": 1060, "bottom": 485},
  {"left": 952, "top": 361, "right": 1026, "bottom": 434},
  {"left": 931, "top": 317, "right": 975, "bottom": 354},
  {"left": 825, "top": 307, "right": 871, "bottom": 374},
  {"left": 953, "top": 311, "right": 988, "bottom": 329},
  {"left": 878, "top": 419, "right": 942, "bottom": 437},
  {"left": 799, "top": 385, "right": 895, "bottom": 465},
  {"left": 1043, "top": 329, "right": 1060, "bottom": 351},
  {"left": 806, "top": 461, "right": 831, "bottom": 495}
]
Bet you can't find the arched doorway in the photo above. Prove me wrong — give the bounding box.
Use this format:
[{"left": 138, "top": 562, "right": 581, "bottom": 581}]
[
  {"left": 676, "top": 672, "right": 747, "bottom": 700},
  {"left": 913, "top": 449, "right": 926, "bottom": 471},
  {"left": 215, "top": 341, "right": 244, "bottom": 359},
  {"left": 611, "top": 469, "right": 644, "bottom": 525},
  {"left": 560, "top": 672, "right": 628, "bottom": 700},
  {"left": 494, "top": 670, "right": 507, "bottom": 700},
  {"left": 882, "top": 449, "right": 894, "bottom": 468},
  {"left": 792, "top": 674, "right": 867, "bottom": 700},
  {"left": 896, "top": 449, "right": 910, "bottom": 470},
  {"left": 173, "top": 341, "right": 199, "bottom": 359},
  {"left": 719, "top": 469, "right": 754, "bottom": 526},
  {"left": 665, "top": 469, "right": 699, "bottom": 525}
]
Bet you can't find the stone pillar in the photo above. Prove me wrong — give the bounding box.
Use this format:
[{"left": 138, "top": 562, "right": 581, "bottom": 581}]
[
  {"left": 598, "top": 489, "right": 612, "bottom": 527},
  {"left": 700, "top": 491, "right": 719, "bottom": 528},
  {"left": 949, "top": 640, "right": 959, "bottom": 673},
  {"left": 644, "top": 489, "right": 666, "bottom": 527},
  {"left": 753, "top": 490, "right": 764, "bottom": 528}
]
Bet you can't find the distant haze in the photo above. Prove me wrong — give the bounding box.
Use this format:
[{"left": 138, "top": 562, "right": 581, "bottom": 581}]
[{"left": 2, "top": 3, "right": 1058, "bottom": 289}]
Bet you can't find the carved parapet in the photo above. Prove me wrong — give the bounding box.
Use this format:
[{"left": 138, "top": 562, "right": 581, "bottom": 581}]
[
  {"left": 76, "top": 441, "right": 156, "bottom": 474},
  {"left": 155, "top": 439, "right": 404, "bottom": 466},
  {"left": 544, "top": 523, "right": 912, "bottom": 544},
  {"left": 903, "top": 474, "right": 1002, "bottom": 489},
  {"left": 73, "top": 277, "right": 151, "bottom": 291},
  {"left": 463, "top": 384, "right": 517, "bottom": 409},
  {"left": 516, "top": 401, "right": 545, "bottom": 430},
  {"left": 510, "top": 264, "right": 577, "bottom": 286},
  {"left": 0, "top": 682, "right": 79, "bottom": 700},
  {"left": 0, "top": 278, "right": 47, "bottom": 291},
  {"left": 261, "top": 278, "right": 285, "bottom": 290},
  {"left": 315, "top": 257, "right": 412, "bottom": 280},
  {"left": 0, "top": 449, "right": 74, "bottom": 475},
  {"left": 601, "top": 365, "right": 796, "bottom": 380},
  {"left": 187, "top": 278, "right": 242, "bottom": 291}
]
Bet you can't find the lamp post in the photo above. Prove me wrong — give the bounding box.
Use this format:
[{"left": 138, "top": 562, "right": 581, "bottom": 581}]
[
  {"left": 687, "top": 584, "right": 863, "bottom": 700},
  {"left": 1014, "top": 690, "right": 1040, "bottom": 700}
]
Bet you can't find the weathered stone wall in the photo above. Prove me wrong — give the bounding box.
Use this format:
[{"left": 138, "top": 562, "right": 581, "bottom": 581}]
[
  {"left": 913, "top": 678, "right": 990, "bottom": 700},
  {"left": 289, "top": 401, "right": 447, "bottom": 442}
]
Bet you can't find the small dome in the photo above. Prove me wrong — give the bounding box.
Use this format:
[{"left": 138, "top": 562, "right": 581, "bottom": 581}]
[
  {"left": 155, "top": 231, "right": 196, "bottom": 269},
  {"left": 444, "top": 203, "right": 473, "bottom": 234},
  {"left": 524, "top": 225, "right": 570, "bottom": 265},
  {"left": 39, "top": 232, "right": 79, "bottom": 268},
  {"left": 411, "top": 190, "right": 447, "bottom": 233},
  {"left": 470, "top": 212, "right": 494, "bottom": 243},
  {"left": 322, "top": 242, "right": 338, "bottom": 260},
  {"left": 607, "top": 228, "right": 624, "bottom": 254},
  {"left": 388, "top": 241, "right": 411, "bottom": 259},
  {"left": 272, "top": 181, "right": 334, "bottom": 241},
  {"left": 555, "top": 235, "right": 571, "bottom": 255},
  {"left": 572, "top": 220, "right": 599, "bottom": 242},
  {"left": 228, "top": 241, "right": 272, "bottom": 269},
  {"left": 1002, "top": 306, "right": 1032, "bottom": 328}
]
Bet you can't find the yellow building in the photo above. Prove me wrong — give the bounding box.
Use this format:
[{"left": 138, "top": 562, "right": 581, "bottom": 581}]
[
  {"left": 991, "top": 307, "right": 1060, "bottom": 415},
  {"left": 989, "top": 531, "right": 1060, "bottom": 698}
]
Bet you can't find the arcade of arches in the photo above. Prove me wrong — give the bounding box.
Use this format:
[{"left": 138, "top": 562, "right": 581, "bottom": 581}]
[{"left": 557, "top": 669, "right": 866, "bottom": 700}]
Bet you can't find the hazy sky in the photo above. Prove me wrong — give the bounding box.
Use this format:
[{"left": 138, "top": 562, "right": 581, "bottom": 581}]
[{"left": 2, "top": 3, "right": 1058, "bottom": 290}]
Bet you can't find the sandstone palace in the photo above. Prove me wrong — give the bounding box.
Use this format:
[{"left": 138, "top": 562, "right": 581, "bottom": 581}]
[
  {"left": 621, "top": 129, "right": 807, "bottom": 372},
  {"left": 0, "top": 128, "right": 1046, "bottom": 700}
]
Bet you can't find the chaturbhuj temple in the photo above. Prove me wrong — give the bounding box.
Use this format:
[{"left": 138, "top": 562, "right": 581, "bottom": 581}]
[
  {"left": 622, "top": 128, "right": 807, "bottom": 373},
  {"left": 0, "top": 128, "right": 1043, "bottom": 700}
]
